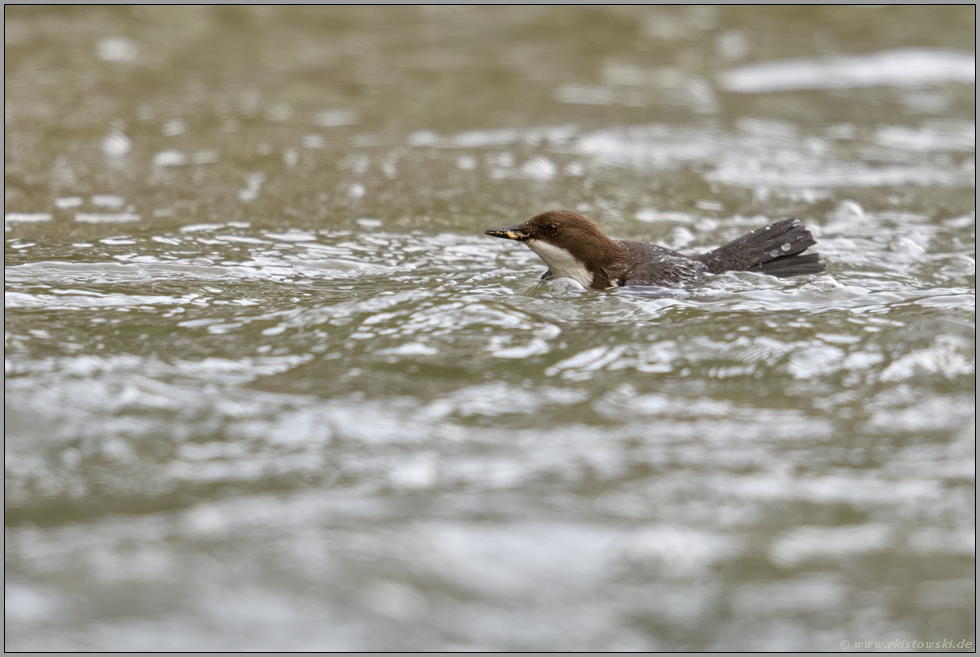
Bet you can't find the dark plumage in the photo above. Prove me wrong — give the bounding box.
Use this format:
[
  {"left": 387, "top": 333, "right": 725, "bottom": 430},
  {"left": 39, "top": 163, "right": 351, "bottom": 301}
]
[{"left": 486, "top": 210, "right": 824, "bottom": 290}]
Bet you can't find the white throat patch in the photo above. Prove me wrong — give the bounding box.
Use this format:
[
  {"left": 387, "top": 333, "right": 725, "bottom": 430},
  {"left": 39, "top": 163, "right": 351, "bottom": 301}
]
[{"left": 526, "top": 239, "right": 593, "bottom": 288}]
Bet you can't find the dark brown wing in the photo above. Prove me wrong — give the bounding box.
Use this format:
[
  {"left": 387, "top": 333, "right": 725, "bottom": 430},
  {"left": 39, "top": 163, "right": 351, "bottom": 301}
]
[{"left": 606, "top": 241, "right": 708, "bottom": 287}]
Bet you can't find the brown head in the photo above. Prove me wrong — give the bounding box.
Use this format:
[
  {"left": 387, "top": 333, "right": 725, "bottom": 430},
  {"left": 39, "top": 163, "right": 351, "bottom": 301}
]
[{"left": 485, "top": 210, "right": 624, "bottom": 289}]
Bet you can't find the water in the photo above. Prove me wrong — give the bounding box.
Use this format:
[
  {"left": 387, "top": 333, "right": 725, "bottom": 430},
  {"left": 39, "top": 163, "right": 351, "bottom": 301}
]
[{"left": 4, "top": 6, "right": 976, "bottom": 651}]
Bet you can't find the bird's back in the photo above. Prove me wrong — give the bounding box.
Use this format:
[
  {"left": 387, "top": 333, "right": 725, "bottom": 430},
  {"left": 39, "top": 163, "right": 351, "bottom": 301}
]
[{"left": 604, "top": 240, "right": 708, "bottom": 287}]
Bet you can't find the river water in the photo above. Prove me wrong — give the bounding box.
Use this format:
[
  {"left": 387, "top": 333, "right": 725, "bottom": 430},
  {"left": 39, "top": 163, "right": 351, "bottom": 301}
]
[{"left": 4, "top": 6, "right": 976, "bottom": 651}]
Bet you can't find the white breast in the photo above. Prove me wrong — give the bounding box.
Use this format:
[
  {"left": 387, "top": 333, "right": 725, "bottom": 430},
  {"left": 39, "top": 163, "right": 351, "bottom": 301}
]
[{"left": 526, "top": 239, "right": 593, "bottom": 288}]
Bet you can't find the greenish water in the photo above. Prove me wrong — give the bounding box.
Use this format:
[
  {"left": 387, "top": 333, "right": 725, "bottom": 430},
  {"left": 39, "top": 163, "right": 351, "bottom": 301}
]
[{"left": 4, "top": 6, "right": 975, "bottom": 651}]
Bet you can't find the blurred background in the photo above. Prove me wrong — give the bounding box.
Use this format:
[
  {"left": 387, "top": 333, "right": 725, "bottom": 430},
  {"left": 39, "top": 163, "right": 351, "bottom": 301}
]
[{"left": 4, "top": 6, "right": 975, "bottom": 651}]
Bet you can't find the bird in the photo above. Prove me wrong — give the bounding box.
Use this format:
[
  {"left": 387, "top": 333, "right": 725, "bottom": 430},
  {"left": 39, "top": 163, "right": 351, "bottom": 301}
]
[{"left": 485, "top": 210, "right": 824, "bottom": 290}]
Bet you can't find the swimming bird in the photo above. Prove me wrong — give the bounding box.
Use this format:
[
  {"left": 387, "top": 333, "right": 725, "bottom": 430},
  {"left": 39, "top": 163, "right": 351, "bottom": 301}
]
[{"left": 486, "top": 210, "right": 824, "bottom": 289}]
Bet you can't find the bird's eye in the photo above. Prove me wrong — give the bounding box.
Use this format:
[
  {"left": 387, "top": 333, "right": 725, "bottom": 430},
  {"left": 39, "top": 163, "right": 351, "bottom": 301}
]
[{"left": 546, "top": 223, "right": 559, "bottom": 232}]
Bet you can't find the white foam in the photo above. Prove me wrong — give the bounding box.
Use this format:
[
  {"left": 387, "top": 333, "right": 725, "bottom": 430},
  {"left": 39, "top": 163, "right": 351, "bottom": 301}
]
[
  {"left": 314, "top": 109, "right": 358, "bottom": 127},
  {"left": 75, "top": 212, "right": 140, "bottom": 224},
  {"left": 720, "top": 48, "right": 975, "bottom": 93},
  {"left": 520, "top": 156, "right": 557, "bottom": 180},
  {"left": 96, "top": 36, "right": 138, "bottom": 63},
  {"left": 5, "top": 213, "right": 52, "bottom": 223},
  {"left": 153, "top": 150, "right": 186, "bottom": 167}
]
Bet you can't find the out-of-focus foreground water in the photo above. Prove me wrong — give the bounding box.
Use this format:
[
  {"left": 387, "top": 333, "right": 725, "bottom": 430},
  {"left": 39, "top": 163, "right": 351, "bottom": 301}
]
[{"left": 4, "top": 6, "right": 976, "bottom": 651}]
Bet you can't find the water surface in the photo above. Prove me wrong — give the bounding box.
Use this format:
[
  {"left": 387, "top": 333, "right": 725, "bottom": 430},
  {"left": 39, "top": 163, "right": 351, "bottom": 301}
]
[{"left": 5, "top": 6, "right": 976, "bottom": 651}]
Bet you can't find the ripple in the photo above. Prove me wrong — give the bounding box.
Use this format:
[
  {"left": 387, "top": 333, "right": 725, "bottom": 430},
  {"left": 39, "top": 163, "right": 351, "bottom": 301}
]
[
  {"left": 5, "top": 290, "right": 190, "bottom": 309},
  {"left": 569, "top": 121, "right": 975, "bottom": 188},
  {"left": 719, "top": 48, "right": 975, "bottom": 93},
  {"left": 770, "top": 525, "right": 893, "bottom": 568},
  {"left": 75, "top": 212, "right": 140, "bottom": 224},
  {"left": 5, "top": 212, "right": 52, "bottom": 223}
]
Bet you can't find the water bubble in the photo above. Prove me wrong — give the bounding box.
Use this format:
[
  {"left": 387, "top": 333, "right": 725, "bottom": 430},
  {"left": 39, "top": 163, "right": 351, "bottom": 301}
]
[
  {"left": 91, "top": 195, "right": 125, "bottom": 208},
  {"left": 407, "top": 130, "right": 438, "bottom": 147},
  {"left": 716, "top": 30, "right": 748, "bottom": 61},
  {"left": 102, "top": 126, "right": 131, "bottom": 156},
  {"left": 52, "top": 156, "right": 77, "bottom": 187},
  {"left": 153, "top": 150, "right": 186, "bottom": 167},
  {"left": 521, "top": 156, "right": 557, "bottom": 180},
  {"left": 192, "top": 150, "right": 219, "bottom": 165},
  {"left": 302, "top": 134, "right": 325, "bottom": 149},
  {"left": 238, "top": 173, "right": 265, "bottom": 201},
  {"left": 672, "top": 226, "right": 695, "bottom": 248},
  {"left": 695, "top": 199, "right": 724, "bottom": 212},
  {"left": 265, "top": 104, "right": 293, "bottom": 122},
  {"left": 314, "top": 109, "right": 358, "bottom": 127},
  {"left": 76, "top": 213, "right": 140, "bottom": 224},
  {"left": 834, "top": 199, "right": 865, "bottom": 221},
  {"left": 5, "top": 213, "right": 52, "bottom": 223},
  {"left": 163, "top": 119, "right": 186, "bottom": 137},
  {"left": 96, "top": 37, "right": 138, "bottom": 63},
  {"left": 55, "top": 197, "right": 83, "bottom": 209}
]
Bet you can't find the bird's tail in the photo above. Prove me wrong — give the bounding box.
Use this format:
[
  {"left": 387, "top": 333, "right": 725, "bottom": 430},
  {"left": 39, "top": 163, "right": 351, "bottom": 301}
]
[{"left": 696, "top": 219, "right": 825, "bottom": 278}]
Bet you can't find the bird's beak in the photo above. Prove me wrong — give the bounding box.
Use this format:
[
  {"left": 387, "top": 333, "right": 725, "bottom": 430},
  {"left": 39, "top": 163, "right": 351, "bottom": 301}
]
[{"left": 485, "top": 224, "right": 529, "bottom": 241}]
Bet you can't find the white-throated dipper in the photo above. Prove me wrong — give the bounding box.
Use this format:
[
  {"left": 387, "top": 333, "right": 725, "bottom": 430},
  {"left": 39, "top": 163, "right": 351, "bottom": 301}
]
[{"left": 485, "top": 210, "right": 824, "bottom": 289}]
